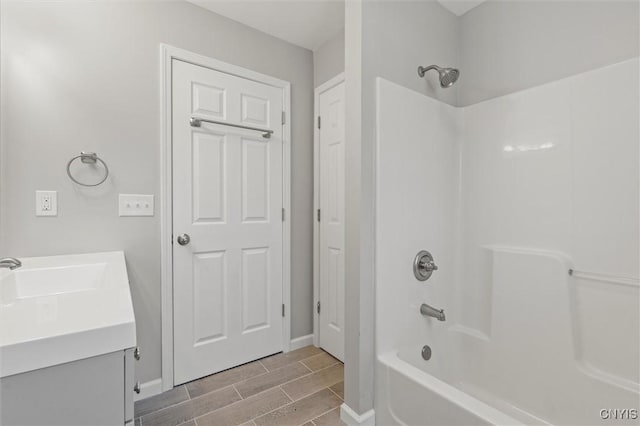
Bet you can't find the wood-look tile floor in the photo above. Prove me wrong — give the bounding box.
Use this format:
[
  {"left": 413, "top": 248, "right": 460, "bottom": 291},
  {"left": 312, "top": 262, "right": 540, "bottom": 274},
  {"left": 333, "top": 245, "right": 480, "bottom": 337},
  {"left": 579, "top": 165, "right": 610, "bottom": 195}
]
[{"left": 135, "top": 346, "right": 346, "bottom": 426}]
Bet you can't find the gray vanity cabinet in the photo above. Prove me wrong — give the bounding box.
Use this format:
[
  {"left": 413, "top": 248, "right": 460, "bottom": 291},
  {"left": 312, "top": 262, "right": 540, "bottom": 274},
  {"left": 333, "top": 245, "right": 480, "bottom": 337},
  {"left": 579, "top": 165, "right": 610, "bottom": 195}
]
[{"left": 0, "top": 348, "right": 137, "bottom": 426}]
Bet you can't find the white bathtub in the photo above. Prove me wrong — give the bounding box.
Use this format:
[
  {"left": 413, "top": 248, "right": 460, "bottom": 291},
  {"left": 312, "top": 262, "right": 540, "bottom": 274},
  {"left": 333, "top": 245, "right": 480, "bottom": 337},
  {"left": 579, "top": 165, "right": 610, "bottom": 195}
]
[
  {"left": 377, "top": 328, "right": 640, "bottom": 425},
  {"left": 376, "top": 329, "right": 640, "bottom": 425},
  {"left": 376, "top": 351, "right": 520, "bottom": 426},
  {"left": 373, "top": 246, "right": 640, "bottom": 425},
  {"left": 374, "top": 62, "right": 639, "bottom": 426}
]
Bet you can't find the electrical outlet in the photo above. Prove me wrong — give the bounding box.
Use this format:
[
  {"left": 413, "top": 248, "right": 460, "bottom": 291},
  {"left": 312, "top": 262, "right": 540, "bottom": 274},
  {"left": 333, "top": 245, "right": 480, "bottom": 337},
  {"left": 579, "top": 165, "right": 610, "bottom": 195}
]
[
  {"left": 119, "top": 194, "right": 154, "bottom": 217},
  {"left": 36, "top": 191, "right": 57, "bottom": 216}
]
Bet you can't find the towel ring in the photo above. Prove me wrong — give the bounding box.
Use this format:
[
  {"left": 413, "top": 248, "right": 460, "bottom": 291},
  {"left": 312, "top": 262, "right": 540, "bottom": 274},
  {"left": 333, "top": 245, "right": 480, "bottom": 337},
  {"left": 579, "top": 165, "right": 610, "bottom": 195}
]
[{"left": 66, "top": 152, "right": 109, "bottom": 187}]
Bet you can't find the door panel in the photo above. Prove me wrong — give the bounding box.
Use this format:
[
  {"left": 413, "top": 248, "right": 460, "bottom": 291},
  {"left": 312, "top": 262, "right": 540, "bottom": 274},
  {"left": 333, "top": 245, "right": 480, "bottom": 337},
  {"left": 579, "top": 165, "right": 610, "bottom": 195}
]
[
  {"left": 172, "top": 59, "right": 283, "bottom": 385},
  {"left": 318, "top": 81, "right": 345, "bottom": 361},
  {"left": 193, "top": 251, "right": 226, "bottom": 344},
  {"left": 192, "top": 83, "right": 226, "bottom": 118},
  {"left": 241, "top": 247, "right": 270, "bottom": 332},
  {"left": 241, "top": 94, "right": 270, "bottom": 126},
  {"left": 242, "top": 138, "right": 270, "bottom": 221},
  {"left": 192, "top": 132, "right": 226, "bottom": 223}
]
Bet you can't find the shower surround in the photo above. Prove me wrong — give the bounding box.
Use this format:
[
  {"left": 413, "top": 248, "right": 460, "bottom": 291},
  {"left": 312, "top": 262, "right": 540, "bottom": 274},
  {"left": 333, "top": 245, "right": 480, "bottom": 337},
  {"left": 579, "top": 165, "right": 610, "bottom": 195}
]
[{"left": 374, "top": 58, "right": 639, "bottom": 425}]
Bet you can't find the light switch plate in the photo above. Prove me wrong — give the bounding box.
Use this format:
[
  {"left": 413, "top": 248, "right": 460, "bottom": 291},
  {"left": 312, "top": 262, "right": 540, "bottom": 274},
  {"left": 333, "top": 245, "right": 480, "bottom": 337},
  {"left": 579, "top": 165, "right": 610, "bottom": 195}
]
[
  {"left": 119, "top": 194, "right": 154, "bottom": 217},
  {"left": 36, "top": 191, "right": 57, "bottom": 216}
]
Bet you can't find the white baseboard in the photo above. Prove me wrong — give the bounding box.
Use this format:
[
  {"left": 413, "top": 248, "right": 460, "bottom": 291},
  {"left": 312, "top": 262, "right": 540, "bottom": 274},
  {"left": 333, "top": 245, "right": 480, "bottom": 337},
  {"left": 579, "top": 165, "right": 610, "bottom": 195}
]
[
  {"left": 133, "top": 378, "right": 163, "bottom": 401},
  {"left": 341, "top": 403, "right": 375, "bottom": 426},
  {"left": 290, "top": 334, "right": 314, "bottom": 351}
]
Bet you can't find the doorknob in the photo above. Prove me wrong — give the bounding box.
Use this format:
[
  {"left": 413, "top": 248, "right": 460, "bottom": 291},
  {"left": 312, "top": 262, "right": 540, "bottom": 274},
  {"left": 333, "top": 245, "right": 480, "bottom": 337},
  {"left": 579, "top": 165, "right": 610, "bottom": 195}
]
[{"left": 177, "top": 234, "right": 191, "bottom": 246}]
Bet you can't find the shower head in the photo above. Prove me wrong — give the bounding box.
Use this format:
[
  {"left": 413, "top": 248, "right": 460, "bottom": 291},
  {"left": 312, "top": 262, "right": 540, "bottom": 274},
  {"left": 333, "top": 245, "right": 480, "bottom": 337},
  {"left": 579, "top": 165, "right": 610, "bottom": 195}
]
[{"left": 418, "top": 65, "right": 460, "bottom": 88}]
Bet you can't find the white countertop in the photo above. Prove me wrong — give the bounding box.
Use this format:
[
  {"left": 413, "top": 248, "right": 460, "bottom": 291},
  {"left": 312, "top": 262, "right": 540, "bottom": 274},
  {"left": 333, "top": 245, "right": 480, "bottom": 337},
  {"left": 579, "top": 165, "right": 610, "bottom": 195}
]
[{"left": 0, "top": 251, "right": 136, "bottom": 378}]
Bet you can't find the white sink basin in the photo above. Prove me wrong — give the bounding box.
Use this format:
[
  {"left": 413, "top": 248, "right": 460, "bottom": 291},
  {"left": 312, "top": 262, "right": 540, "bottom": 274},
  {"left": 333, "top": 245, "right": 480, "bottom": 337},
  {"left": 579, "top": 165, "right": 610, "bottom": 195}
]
[
  {"left": 0, "top": 252, "right": 136, "bottom": 378},
  {"left": 1, "top": 263, "right": 107, "bottom": 304}
]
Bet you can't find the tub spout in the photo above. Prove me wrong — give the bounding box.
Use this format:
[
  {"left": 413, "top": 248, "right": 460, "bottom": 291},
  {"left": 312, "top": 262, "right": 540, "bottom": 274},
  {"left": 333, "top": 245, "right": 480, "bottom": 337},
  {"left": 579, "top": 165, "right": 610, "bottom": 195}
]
[
  {"left": 420, "top": 303, "right": 445, "bottom": 321},
  {"left": 0, "top": 257, "right": 21, "bottom": 270}
]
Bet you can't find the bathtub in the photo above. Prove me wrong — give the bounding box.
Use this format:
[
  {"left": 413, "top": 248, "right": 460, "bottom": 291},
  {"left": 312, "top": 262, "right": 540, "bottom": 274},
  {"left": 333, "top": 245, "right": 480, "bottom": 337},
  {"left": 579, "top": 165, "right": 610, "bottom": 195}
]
[
  {"left": 374, "top": 66, "right": 640, "bottom": 426},
  {"left": 374, "top": 245, "right": 640, "bottom": 426},
  {"left": 376, "top": 350, "right": 520, "bottom": 426},
  {"left": 376, "top": 330, "right": 640, "bottom": 425},
  {"left": 374, "top": 247, "right": 640, "bottom": 425},
  {"left": 373, "top": 243, "right": 640, "bottom": 426}
]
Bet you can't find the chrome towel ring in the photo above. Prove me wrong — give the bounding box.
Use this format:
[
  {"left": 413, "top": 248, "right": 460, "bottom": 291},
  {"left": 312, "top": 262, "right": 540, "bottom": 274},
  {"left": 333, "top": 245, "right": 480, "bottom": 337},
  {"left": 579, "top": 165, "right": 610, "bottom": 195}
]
[{"left": 66, "top": 152, "right": 109, "bottom": 187}]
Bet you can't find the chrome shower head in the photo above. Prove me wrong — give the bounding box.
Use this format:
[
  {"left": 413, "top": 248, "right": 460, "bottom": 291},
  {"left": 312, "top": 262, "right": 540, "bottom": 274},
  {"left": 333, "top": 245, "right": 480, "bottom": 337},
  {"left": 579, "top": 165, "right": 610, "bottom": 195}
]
[{"left": 418, "top": 65, "right": 460, "bottom": 88}]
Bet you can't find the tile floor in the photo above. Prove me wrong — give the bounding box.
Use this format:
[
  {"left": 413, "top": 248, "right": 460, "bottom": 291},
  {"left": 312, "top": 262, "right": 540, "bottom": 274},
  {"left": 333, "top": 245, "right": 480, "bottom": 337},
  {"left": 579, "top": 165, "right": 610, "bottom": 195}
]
[{"left": 135, "top": 346, "right": 346, "bottom": 426}]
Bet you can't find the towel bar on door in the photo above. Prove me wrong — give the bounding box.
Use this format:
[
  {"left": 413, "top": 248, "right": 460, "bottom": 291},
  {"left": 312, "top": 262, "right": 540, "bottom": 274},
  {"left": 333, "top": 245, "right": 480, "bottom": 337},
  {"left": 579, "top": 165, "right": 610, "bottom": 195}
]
[{"left": 189, "top": 117, "right": 273, "bottom": 139}]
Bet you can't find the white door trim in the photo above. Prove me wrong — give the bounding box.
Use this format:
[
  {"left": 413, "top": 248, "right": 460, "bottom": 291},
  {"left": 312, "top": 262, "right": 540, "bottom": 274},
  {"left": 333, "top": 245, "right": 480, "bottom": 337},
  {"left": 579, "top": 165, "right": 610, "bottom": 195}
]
[
  {"left": 160, "top": 44, "right": 292, "bottom": 392},
  {"left": 313, "top": 72, "right": 345, "bottom": 347}
]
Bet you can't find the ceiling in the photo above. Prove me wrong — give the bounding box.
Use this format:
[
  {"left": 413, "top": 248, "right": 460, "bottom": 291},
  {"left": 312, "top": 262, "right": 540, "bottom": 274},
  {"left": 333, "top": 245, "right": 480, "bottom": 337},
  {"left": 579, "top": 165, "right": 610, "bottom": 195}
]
[
  {"left": 187, "top": 0, "right": 486, "bottom": 51},
  {"left": 186, "top": 0, "right": 345, "bottom": 51},
  {"left": 437, "top": 0, "right": 486, "bottom": 16}
]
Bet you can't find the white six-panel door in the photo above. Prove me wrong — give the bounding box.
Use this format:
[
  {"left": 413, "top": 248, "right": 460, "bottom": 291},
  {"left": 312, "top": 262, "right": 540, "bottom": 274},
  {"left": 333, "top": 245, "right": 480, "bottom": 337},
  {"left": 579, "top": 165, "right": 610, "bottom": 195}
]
[
  {"left": 317, "top": 79, "right": 345, "bottom": 361},
  {"left": 172, "top": 59, "right": 284, "bottom": 385}
]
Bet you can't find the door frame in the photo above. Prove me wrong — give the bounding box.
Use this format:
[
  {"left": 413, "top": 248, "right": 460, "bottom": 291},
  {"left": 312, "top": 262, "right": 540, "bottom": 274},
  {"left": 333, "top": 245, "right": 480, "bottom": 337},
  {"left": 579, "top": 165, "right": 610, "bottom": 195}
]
[
  {"left": 160, "top": 44, "right": 292, "bottom": 392},
  {"left": 313, "top": 72, "right": 345, "bottom": 347}
]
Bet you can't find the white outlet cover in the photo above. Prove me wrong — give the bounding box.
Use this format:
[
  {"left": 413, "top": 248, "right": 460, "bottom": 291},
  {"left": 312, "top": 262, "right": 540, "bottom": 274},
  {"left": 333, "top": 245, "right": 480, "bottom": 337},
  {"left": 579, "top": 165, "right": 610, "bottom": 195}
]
[
  {"left": 36, "top": 191, "right": 57, "bottom": 216},
  {"left": 119, "top": 194, "right": 154, "bottom": 217}
]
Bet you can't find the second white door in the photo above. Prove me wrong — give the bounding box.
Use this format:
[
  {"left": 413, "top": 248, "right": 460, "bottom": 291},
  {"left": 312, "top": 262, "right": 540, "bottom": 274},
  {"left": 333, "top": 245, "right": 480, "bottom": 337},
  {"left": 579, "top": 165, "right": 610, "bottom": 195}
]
[
  {"left": 172, "top": 59, "right": 284, "bottom": 385},
  {"left": 317, "top": 78, "right": 345, "bottom": 361}
]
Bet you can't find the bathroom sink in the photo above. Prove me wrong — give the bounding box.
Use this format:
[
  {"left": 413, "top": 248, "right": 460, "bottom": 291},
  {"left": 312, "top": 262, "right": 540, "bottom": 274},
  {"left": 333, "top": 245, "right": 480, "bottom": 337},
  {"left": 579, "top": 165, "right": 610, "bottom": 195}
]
[
  {"left": 0, "top": 252, "right": 136, "bottom": 378},
  {"left": 0, "top": 263, "right": 107, "bottom": 304}
]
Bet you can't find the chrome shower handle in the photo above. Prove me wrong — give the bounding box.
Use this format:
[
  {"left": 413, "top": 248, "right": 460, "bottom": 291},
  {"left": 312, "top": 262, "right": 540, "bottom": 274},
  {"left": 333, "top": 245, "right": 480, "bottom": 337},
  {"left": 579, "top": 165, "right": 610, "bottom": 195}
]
[
  {"left": 419, "top": 258, "right": 438, "bottom": 272},
  {"left": 413, "top": 250, "right": 438, "bottom": 281}
]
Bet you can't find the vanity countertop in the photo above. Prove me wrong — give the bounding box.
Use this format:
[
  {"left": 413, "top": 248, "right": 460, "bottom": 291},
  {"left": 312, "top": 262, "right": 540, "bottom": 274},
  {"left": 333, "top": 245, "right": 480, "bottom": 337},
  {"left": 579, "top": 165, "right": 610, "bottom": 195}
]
[{"left": 0, "top": 251, "right": 136, "bottom": 378}]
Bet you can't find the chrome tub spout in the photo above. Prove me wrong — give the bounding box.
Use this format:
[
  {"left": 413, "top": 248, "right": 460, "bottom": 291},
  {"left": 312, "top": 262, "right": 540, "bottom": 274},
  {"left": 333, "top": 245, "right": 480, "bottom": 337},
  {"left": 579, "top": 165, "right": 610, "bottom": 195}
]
[
  {"left": 420, "top": 303, "right": 445, "bottom": 321},
  {"left": 0, "top": 257, "right": 22, "bottom": 270}
]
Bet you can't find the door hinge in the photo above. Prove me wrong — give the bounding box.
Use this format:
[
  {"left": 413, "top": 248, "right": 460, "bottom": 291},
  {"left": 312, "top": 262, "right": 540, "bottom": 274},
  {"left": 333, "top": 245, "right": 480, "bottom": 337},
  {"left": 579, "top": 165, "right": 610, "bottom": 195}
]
[
  {"left": 317, "top": 209, "right": 321, "bottom": 222},
  {"left": 282, "top": 304, "right": 285, "bottom": 317},
  {"left": 316, "top": 301, "right": 321, "bottom": 314},
  {"left": 282, "top": 208, "right": 286, "bottom": 221},
  {"left": 317, "top": 116, "right": 321, "bottom": 129},
  {"left": 282, "top": 111, "right": 286, "bottom": 125}
]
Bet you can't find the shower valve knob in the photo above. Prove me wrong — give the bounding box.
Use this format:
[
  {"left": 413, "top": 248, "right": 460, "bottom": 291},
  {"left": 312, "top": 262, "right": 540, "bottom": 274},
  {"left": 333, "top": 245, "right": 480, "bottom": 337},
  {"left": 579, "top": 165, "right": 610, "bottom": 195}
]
[
  {"left": 421, "top": 259, "right": 438, "bottom": 271},
  {"left": 413, "top": 250, "right": 438, "bottom": 281}
]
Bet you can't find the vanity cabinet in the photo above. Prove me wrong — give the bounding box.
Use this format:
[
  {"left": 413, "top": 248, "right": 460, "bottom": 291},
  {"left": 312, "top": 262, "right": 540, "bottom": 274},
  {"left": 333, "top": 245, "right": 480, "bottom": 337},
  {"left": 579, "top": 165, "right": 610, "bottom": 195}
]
[
  {"left": 0, "top": 252, "right": 137, "bottom": 425},
  {"left": 0, "top": 348, "right": 137, "bottom": 426}
]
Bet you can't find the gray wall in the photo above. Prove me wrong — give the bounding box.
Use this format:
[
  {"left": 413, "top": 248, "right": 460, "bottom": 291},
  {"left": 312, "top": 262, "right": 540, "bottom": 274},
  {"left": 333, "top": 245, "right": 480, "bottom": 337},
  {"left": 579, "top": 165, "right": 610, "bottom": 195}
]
[
  {"left": 343, "top": 6, "right": 458, "bottom": 415},
  {"left": 344, "top": 0, "right": 367, "bottom": 415},
  {"left": 363, "top": 1, "right": 460, "bottom": 107},
  {"left": 344, "top": 0, "right": 461, "bottom": 417},
  {"left": 313, "top": 29, "right": 345, "bottom": 88},
  {"left": 0, "top": 1, "right": 314, "bottom": 384},
  {"left": 459, "top": 0, "right": 640, "bottom": 106}
]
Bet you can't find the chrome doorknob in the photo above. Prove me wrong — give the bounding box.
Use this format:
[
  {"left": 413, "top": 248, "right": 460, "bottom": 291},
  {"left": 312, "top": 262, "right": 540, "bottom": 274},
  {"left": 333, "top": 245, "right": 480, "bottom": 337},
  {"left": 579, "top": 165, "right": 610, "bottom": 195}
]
[{"left": 177, "top": 234, "right": 190, "bottom": 246}]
